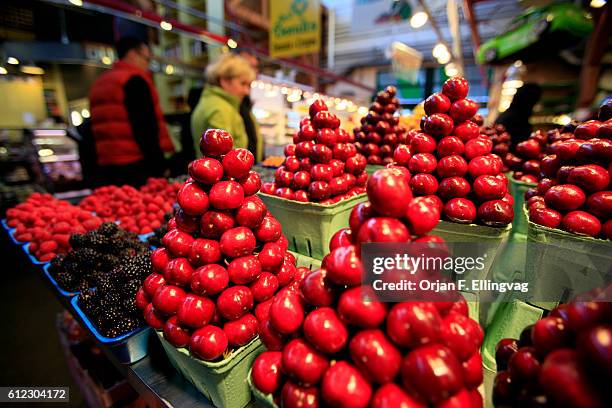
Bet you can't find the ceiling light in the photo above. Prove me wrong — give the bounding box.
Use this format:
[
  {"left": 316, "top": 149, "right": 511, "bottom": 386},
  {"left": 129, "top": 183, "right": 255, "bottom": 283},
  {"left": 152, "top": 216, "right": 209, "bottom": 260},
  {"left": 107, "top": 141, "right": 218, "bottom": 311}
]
[
  {"left": 101, "top": 56, "right": 112, "bottom": 65},
  {"left": 410, "top": 11, "right": 428, "bottom": 28},
  {"left": 227, "top": 39, "right": 238, "bottom": 49},
  {"left": 7, "top": 57, "right": 19, "bottom": 65},
  {"left": 444, "top": 63, "right": 458, "bottom": 77},
  {"left": 69, "top": 0, "right": 83, "bottom": 6},
  {"left": 81, "top": 109, "right": 90, "bottom": 118},
  {"left": 160, "top": 21, "right": 173, "bottom": 31},
  {"left": 590, "top": 0, "right": 606, "bottom": 8},
  {"left": 71, "top": 111, "right": 83, "bottom": 126},
  {"left": 0, "top": 67, "right": 7, "bottom": 75},
  {"left": 20, "top": 65, "right": 44, "bottom": 75},
  {"left": 432, "top": 43, "right": 448, "bottom": 59},
  {"left": 165, "top": 64, "right": 174, "bottom": 75},
  {"left": 437, "top": 51, "right": 451, "bottom": 64}
]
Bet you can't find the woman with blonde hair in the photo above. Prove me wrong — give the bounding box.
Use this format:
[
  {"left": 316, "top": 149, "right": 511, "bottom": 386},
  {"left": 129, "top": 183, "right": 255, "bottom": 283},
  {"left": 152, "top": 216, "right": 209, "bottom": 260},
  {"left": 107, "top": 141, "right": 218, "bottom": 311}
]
[{"left": 191, "top": 53, "right": 262, "bottom": 161}]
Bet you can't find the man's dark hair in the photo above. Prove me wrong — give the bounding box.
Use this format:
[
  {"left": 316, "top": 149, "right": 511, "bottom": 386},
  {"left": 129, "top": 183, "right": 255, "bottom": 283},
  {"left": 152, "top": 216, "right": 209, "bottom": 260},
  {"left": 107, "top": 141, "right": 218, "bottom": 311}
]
[{"left": 116, "top": 37, "right": 147, "bottom": 59}]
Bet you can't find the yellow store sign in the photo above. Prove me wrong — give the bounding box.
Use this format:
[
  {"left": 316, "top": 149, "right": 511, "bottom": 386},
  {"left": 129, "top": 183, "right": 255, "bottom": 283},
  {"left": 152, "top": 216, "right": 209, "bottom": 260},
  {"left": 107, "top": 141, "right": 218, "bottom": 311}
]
[{"left": 270, "top": 0, "right": 321, "bottom": 58}]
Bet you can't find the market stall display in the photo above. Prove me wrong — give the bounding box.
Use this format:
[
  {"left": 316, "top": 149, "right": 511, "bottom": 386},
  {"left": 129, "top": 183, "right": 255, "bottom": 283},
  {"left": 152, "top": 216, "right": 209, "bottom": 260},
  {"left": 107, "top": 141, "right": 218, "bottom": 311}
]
[{"left": 251, "top": 167, "right": 484, "bottom": 408}]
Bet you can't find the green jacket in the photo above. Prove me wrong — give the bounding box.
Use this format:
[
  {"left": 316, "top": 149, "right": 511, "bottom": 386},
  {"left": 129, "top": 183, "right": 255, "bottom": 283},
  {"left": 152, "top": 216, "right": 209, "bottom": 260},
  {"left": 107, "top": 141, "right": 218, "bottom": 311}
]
[{"left": 191, "top": 85, "right": 263, "bottom": 162}]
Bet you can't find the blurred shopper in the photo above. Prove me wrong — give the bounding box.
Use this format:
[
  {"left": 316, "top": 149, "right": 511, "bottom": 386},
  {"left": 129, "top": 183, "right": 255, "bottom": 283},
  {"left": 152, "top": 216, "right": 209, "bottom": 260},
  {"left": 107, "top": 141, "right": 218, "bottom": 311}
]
[
  {"left": 495, "top": 83, "right": 542, "bottom": 145},
  {"left": 89, "top": 37, "right": 174, "bottom": 187},
  {"left": 191, "top": 53, "right": 262, "bottom": 161}
]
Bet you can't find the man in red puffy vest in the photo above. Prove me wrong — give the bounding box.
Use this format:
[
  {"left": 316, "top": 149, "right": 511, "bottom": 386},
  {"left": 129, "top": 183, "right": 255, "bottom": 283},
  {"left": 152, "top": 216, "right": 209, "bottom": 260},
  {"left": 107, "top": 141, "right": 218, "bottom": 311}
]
[{"left": 89, "top": 37, "right": 174, "bottom": 187}]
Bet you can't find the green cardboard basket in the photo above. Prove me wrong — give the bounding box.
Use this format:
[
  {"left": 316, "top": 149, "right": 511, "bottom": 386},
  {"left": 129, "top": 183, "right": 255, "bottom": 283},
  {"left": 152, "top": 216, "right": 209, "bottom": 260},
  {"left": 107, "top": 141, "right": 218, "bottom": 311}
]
[
  {"left": 365, "top": 164, "right": 384, "bottom": 176},
  {"left": 247, "top": 368, "right": 278, "bottom": 408},
  {"left": 525, "top": 209, "right": 612, "bottom": 304},
  {"left": 508, "top": 176, "right": 536, "bottom": 235},
  {"left": 258, "top": 193, "right": 368, "bottom": 260},
  {"left": 156, "top": 331, "right": 265, "bottom": 408},
  {"left": 289, "top": 251, "right": 322, "bottom": 270}
]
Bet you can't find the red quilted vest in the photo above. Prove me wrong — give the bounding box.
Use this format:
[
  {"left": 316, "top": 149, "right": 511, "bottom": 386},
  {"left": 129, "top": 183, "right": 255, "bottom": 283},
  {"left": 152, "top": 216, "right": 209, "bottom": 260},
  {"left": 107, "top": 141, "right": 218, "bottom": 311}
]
[{"left": 89, "top": 60, "right": 174, "bottom": 166}]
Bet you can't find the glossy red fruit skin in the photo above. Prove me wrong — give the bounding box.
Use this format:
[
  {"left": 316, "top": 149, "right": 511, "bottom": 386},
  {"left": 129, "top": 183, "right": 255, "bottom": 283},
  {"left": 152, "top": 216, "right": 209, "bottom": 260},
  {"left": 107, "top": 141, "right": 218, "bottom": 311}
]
[
  {"left": 578, "top": 324, "right": 612, "bottom": 375},
  {"left": 251, "top": 351, "right": 283, "bottom": 395},
  {"left": 508, "top": 346, "right": 540, "bottom": 381},
  {"left": 462, "top": 352, "right": 484, "bottom": 389},
  {"left": 449, "top": 98, "right": 479, "bottom": 123},
  {"left": 162, "top": 229, "right": 194, "bottom": 258},
  {"left": 258, "top": 242, "right": 284, "bottom": 272},
  {"left": 135, "top": 288, "right": 150, "bottom": 310},
  {"left": 438, "top": 177, "right": 471, "bottom": 199},
  {"left": 269, "top": 288, "right": 305, "bottom": 334},
  {"left": 401, "top": 344, "right": 463, "bottom": 404},
  {"left": 477, "top": 199, "right": 514, "bottom": 226},
  {"left": 531, "top": 316, "right": 571, "bottom": 356},
  {"left": 544, "top": 184, "right": 586, "bottom": 211},
  {"left": 303, "top": 307, "right": 348, "bottom": 354},
  {"left": 191, "top": 264, "right": 229, "bottom": 296},
  {"left": 424, "top": 92, "right": 451, "bottom": 115},
  {"left": 338, "top": 286, "right": 387, "bottom": 328},
  {"left": 276, "top": 258, "right": 297, "bottom": 287},
  {"left": 529, "top": 206, "right": 562, "bottom": 228},
  {"left": 453, "top": 121, "right": 480, "bottom": 142},
  {"left": 177, "top": 294, "right": 215, "bottom": 329},
  {"left": 324, "top": 244, "right": 364, "bottom": 286},
  {"left": 405, "top": 197, "right": 440, "bottom": 236},
  {"left": 222, "top": 148, "right": 254, "bottom": 179},
  {"left": 153, "top": 285, "right": 186, "bottom": 316},
  {"left": 240, "top": 171, "right": 262, "bottom": 196},
  {"left": 200, "top": 210, "right": 235, "bottom": 239},
  {"left": 300, "top": 268, "right": 337, "bottom": 307},
  {"left": 444, "top": 198, "right": 477, "bottom": 224},
  {"left": 321, "top": 361, "right": 372, "bottom": 408},
  {"left": 144, "top": 303, "right": 165, "bottom": 329},
  {"left": 386, "top": 302, "right": 441, "bottom": 348},
  {"left": 440, "top": 312, "right": 484, "bottom": 361},
  {"left": 356, "top": 217, "right": 410, "bottom": 243},
  {"left": 409, "top": 153, "right": 438, "bottom": 174},
  {"left": 144, "top": 273, "right": 166, "bottom": 297},
  {"left": 587, "top": 191, "right": 611, "bottom": 219},
  {"left": 309, "top": 99, "right": 328, "bottom": 117},
  {"left": 151, "top": 248, "right": 170, "bottom": 273},
  {"left": 349, "top": 329, "right": 401, "bottom": 383},
  {"left": 235, "top": 197, "right": 266, "bottom": 229},
  {"left": 254, "top": 215, "right": 282, "bottom": 242},
  {"left": 188, "top": 158, "right": 224, "bottom": 185},
  {"left": 367, "top": 168, "right": 412, "bottom": 217},
  {"left": 411, "top": 133, "right": 437, "bottom": 154},
  {"left": 216, "top": 285, "right": 253, "bottom": 320},
  {"left": 227, "top": 255, "right": 261, "bottom": 285},
  {"left": 177, "top": 182, "right": 209, "bottom": 216},
  {"left": 393, "top": 144, "right": 412, "bottom": 165},
  {"left": 188, "top": 239, "right": 221, "bottom": 267},
  {"left": 561, "top": 211, "right": 601, "bottom": 237},
  {"left": 164, "top": 258, "right": 195, "bottom": 287},
  {"left": 163, "top": 316, "right": 191, "bottom": 347},
  {"left": 495, "top": 338, "right": 519, "bottom": 370},
  {"left": 473, "top": 175, "right": 507, "bottom": 201},
  {"left": 437, "top": 155, "right": 468, "bottom": 178},
  {"left": 540, "top": 348, "right": 604, "bottom": 408},
  {"left": 281, "top": 381, "right": 319, "bottom": 408},
  {"left": 249, "top": 272, "right": 279, "bottom": 302},
  {"left": 442, "top": 77, "right": 469, "bottom": 101},
  {"left": 223, "top": 313, "right": 258, "bottom": 346},
  {"left": 282, "top": 338, "right": 329, "bottom": 386},
  {"left": 189, "top": 325, "right": 228, "bottom": 361},
  {"left": 371, "top": 383, "right": 426, "bottom": 408},
  {"left": 199, "top": 129, "right": 233, "bottom": 157},
  {"left": 219, "top": 226, "right": 256, "bottom": 258},
  {"left": 329, "top": 228, "right": 353, "bottom": 251},
  {"left": 567, "top": 301, "right": 608, "bottom": 332},
  {"left": 423, "top": 113, "right": 454, "bottom": 137},
  {"left": 467, "top": 154, "right": 501, "bottom": 177},
  {"left": 410, "top": 173, "right": 439, "bottom": 195},
  {"left": 462, "top": 137, "right": 492, "bottom": 161},
  {"left": 437, "top": 136, "right": 465, "bottom": 157},
  {"left": 567, "top": 164, "right": 610, "bottom": 192},
  {"left": 209, "top": 180, "right": 244, "bottom": 210}
]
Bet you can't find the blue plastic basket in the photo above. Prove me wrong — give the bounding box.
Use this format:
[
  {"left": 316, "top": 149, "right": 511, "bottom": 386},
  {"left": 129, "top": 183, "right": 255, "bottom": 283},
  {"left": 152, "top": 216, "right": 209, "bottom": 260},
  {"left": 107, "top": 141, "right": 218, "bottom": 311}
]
[
  {"left": 23, "top": 243, "right": 49, "bottom": 266},
  {"left": 2, "top": 219, "right": 24, "bottom": 246},
  {"left": 70, "top": 295, "right": 150, "bottom": 363},
  {"left": 43, "top": 263, "right": 79, "bottom": 297}
]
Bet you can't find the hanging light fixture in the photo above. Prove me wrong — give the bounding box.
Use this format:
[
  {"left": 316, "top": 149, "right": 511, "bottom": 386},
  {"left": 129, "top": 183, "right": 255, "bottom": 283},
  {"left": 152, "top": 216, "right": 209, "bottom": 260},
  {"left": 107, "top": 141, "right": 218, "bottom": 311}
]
[{"left": 410, "top": 11, "right": 428, "bottom": 28}]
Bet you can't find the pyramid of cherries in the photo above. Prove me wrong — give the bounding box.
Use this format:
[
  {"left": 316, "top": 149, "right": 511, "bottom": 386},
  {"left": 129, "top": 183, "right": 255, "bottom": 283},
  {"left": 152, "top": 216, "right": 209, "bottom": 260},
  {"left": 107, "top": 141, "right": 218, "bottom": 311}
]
[
  {"left": 262, "top": 100, "right": 368, "bottom": 204},
  {"left": 136, "top": 129, "right": 301, "bottom": 361},
  {"left": 493, "top": 287, "right": 612, "bottom": 407},
  {"left": 480, "top": 124, "right": 511, "bottom": 171},
  {"left": 397, "top": 76, "right": 513, "bottom": 227},
  {"left": 251, "top": 168, "right": 484, "bottom": 408},
  {"left": 524, "top": 115, "right": 611, "bottom": 239},
  {"left": 353, "top": 86, "right": 408, "bottom": 165}
]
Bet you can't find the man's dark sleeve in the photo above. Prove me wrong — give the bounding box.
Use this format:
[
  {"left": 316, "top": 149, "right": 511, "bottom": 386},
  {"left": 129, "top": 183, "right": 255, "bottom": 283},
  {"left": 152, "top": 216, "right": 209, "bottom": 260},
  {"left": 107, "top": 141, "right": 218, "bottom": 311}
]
[{"left": 124, "top": 76, "right": 166, "bottom": 175}]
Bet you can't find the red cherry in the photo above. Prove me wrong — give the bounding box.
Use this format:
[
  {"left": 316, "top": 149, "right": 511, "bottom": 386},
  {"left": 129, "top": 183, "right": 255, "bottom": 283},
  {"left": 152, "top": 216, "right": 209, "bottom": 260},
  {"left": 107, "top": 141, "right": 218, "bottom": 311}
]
[
  {"left": 177, "top": 294, "right": 215, "bottom": 329},
  {"left": 371, "top": 383, "right": 425, "bottom": 408},
  {"left": 386, "top": 302, "right": 441, "bottom": 348},
  {"left": 188, "top": 158, "right": 223, "bottom": 184},
  {"left": 227, "top": 255, "right": 261, "bottom": 285},
  {"left": 437, "top": 136, "right": 465, "bottom": 157},
  {"left": 516, "top": 139, "right": 541, "bottom": 159},
  {"left": 254, "top": 215, "right": 282, "bottom": 242},
  {"left": 529, "top": 206, "right": 562, "bottom": 228},
  {"left": 495, "top": 338, "right": 519, "bottom": 370},
  {"left": 144, "top": 303, "right": 165, "bottom": 329},
  {"left": 453, "top": 121, "right": 479, "bottom": 142},
  {"left": 325, "top": 244, "right": 363, "bottom": 286},
  {"left": 270, "top": 288, "right": 304, "bottom": 334},
  {"left": 444, "top": 198, "right": 477, "bottom": 224},
  {"left": 532, "top": 316, "right": 572, "bottom": 356},
  {"left": 162, "top": 229, "right": 194, "bottom": 257},
  {"left": 135, "top": 288, "right": 150, "bottom": 310},
  {"left": 349, "top": 329, "right": 401, "bottom": 383},
  {"left": 284, "top": 144, "right": 296, "bottom": 156},
  {"left": 440, "top": 312, "right": 484, "bottom": 361},
  {"left": 561, "top": 211, "right": 601, "bottom": 237},
  {"left": 153, "top": 285, "right": 186, "bottom": 316},
  {"left": 587, "top": 191, "right": 612, "bottom": 218},
  {"left": 249, "top": 272, "right": 279, "bottom": 302},
  {"left": 282, "top": 338, "right": 329, "bottom": 386},
  {"left": 577, "top": 324, "right": 612, "bottom": 375},
  {"left": 177, "top": 182, "right": 209, "bottom": 216},
  {"left": 300, "top": 268, "right": 338, "bottom": 307},
  {"left": 222, "top": 148, "right": 254, "bottom": 179},
  {"left": 574, "top": 120, "right": 601, "bottom": 140},
  {"left": 281, "top": 381, "right": 319, "bottom": 408},
  {"left": 164, "top": 258, "right": 195, "bottom": 286},
  {"left": 423, "top": 113, "right": 454, "bottom": 137},
  {"left": 163, "top": 316, "right": 191, "bottom": 347},
  {"left": 308, "top": 180, "right": 331, "bottom": 201},
  {"left": 544, "top": 185, "right": 586, "bottom": 211},
  {"left": 438, "top": 176, "right": 471, "bottom": 199},
  {"left": 473, "top": 175, "right": 507, "bottom": 201},
  {"left": 309, "top": 99, "right": 328, "bottom": 117},
  {"left": 276, "top": 257, "right": 297, "bottom": 287},
  {"left": 567, "top": 301, "right": 609, "bottom": 331},
  {"left": 216, "top": 285, "right": 253, "bottom": 320},
  {"left": 409, "top": 153, "right": 437, "bottom": 174},
  {"left": 345, "top": 154, "right": 367, "bottom": 175},
  {"left": 199, "top": 129, "right": 233, "bottom": 157},
  {"left": 405, "top": 197, "right": 440, "bottom": 236},
  {"left": 310, "top": 164, "right": 334, "bottom": 182},
  {"left": 477, "top": 200, "right": 514, "bottom": 227},
  {"left": 468, "top": 154, "right": 502, "bottom": 177},
  {"left": 258, "top": 242, "right": 284, "bottom": 272},
  {"left": 296, "top": 141, "right": 314, "bottom": 158},
  {"left": 144, "top": 273, "right": 166, "bottom": 297},
  {"left": 462, "top": 352, "right": 483, "bottom": 389},
  {"left": 540, "top": 154, "right": 561, "bottom": 178},
  {"left": 189, "top": 325, "right": 228, "bottom": 361},
  {"left": 549, "top": 139, "right": 582, "bottom": 161},
  {"left": 191, "top": 264, "right": 229, "bottom": 296},
  {"left": 567, "top": 164, "right": 610, "bottom": 192},
  {"left": 401, "top": 344, "right": 463, "bottom": 404},
  {"left": 209, "top": 180, "right": 244, "bottom": 210},
  {"left": 442, "top": 77, "right": 469, "bottom": 101},
  {"left": 356, "top": 217, "right": 410, "bottom": 243},
  {"left": 321, "top": 361, "right": 372, "bottom": 408},
  {"left": 338, "top": 286, "right": 387, "bottom": 328},
  {"left": 410, "top": 173, "right": 439, "bottom": 195},
  {"left": 424, "top": 92, "right": 451, "bottom": 115},
  {"left": 310, "top": 144, "right": 333, "bottom": 164},
  {"left": 219, "top": 226, "right": 256, "bottom": 258},
  {"left": 437, "top": 155, "right": 468, "bottom": 178},
  {"left": 449, "top": 98, "right": 479, "bottom": 123},
  {"left": 188, "top": 238, "right": 221, "bottom": 266},
  {"left": 411, "top": 133, "right": 437, "bottom": 154},
  {"left": 151, "top": 248, "right": 170, "bottom": 273},
  {"left": 464, "top": 137, "right": 493, "bottom": 160},
  {"left": 329, "top": 228, "right": 353, "bottom": 251},
  {"left": 240, "top": 171, "right": 261, "bottom": 196},
  {"left": 393, "top": 144, "right": 412, "bottom": 165},
  {"left": 304, "top": 307, "right": 348, "bottom": 354},
  {"left": 223, "top": 313, "right": 258, "bottom": 346},
  {"left": 508, "top": 346, "right": 540, "bottom": 381},
  {"left": 251, "top": 351, "right": 283, "bottom": 395}
]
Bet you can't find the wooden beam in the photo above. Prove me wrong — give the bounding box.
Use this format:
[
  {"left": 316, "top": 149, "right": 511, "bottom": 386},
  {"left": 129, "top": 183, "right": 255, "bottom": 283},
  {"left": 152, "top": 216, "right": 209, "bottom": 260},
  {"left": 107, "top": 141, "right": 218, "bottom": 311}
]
[
  {"left": 416, "top": 0, "right": 454, "bottom": 59},
  {"left": 577, "top": 4, "right": 611, "bottom": 108}
]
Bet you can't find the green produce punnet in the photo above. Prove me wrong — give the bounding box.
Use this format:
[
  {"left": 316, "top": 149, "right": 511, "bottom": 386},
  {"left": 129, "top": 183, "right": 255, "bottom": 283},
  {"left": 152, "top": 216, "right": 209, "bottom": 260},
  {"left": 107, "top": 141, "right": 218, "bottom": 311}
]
[
  {"left": 248, "top": 368, "right": 278, "bottom": 408},
  {"left": 157, "top": 332, "right": 264, "bottom": 408},
  {"left": 365, "top": 164, "right": 384, "bottom": 176},
  {"left": 258, "top": 192, "right": 368, "bottom": 260},
  {"left": 508, "top": 176, "right": 536, "bottom": 235}
]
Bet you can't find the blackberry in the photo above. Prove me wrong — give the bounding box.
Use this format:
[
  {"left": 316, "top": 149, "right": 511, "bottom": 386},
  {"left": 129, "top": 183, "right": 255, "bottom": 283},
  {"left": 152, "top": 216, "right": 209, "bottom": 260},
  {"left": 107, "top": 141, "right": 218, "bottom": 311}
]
[
  {"left": 122, "top": 279, "right": 141, "bottom": 298},
  {"left": 72, "top": 248, "right": 99, "bottom": 268},
  {"left": 55, "top": 272, "right": 77, "bottom": 291},
  {"left": 122, "top": 298, "right": 139, "bottom": 316},
  {"left": 85, "top": 232, "right": 109, "bottom": 250},
  {"left": 104, "top": 326, "right": 122, "bottom": 338},
  {"left": 100, "top": 291, "right": 122, "bottom": 309},
  {"left": 99, "top": 307, "right": 122, "bottom": 330},
  {"left": 123, "top": 253, "right": 152, "bottom": 280},
  {"left": 98, "top": 222, "right": 119, "bottom": 237},
  {"left": 69, "top": 234, "right": 88, "bottom": 249},
  {"left": 50, "top": 254, "right": 65, "bottom": 269},
  {"left": 112, "top": 317, "right": 140, "bottom": 336},
  {"left": 97, "top": 274, "right": 114, "bottom": 294}
]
